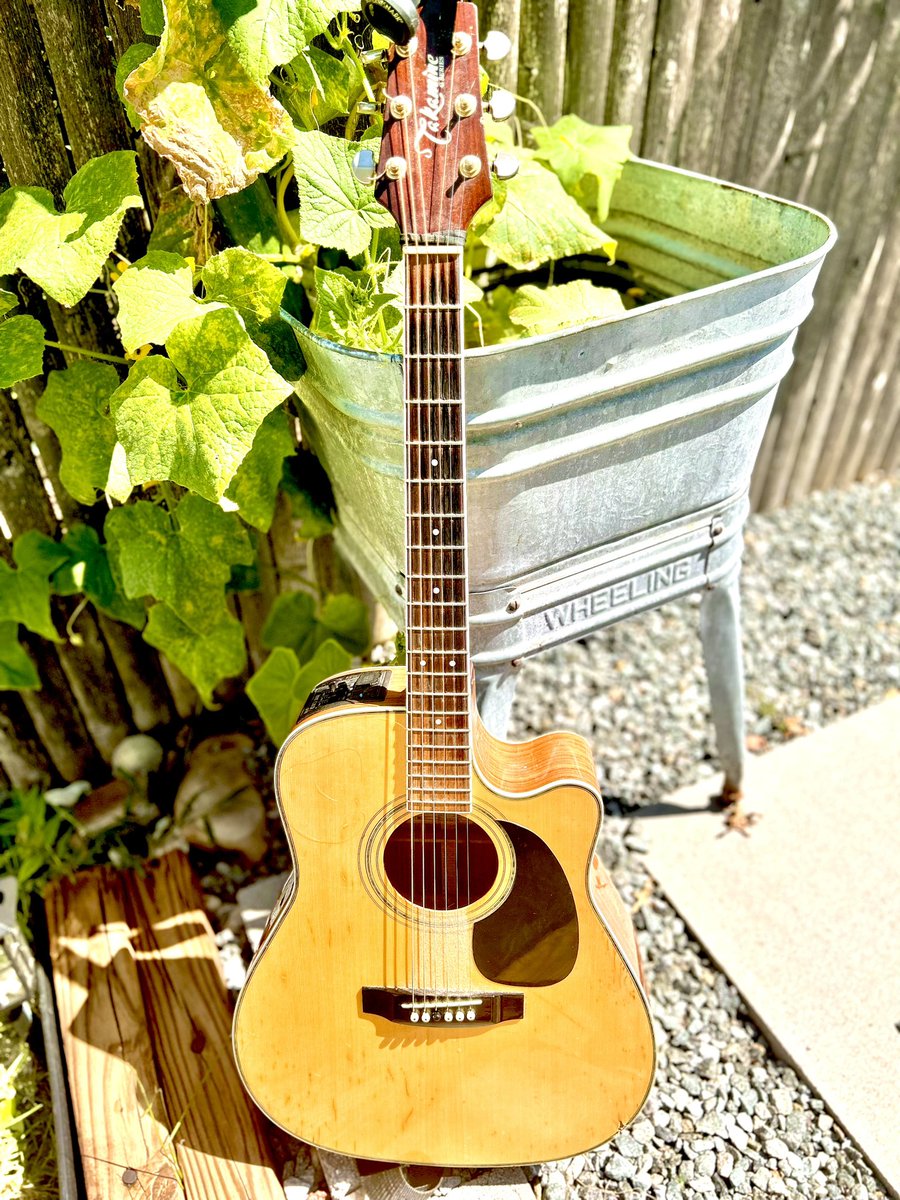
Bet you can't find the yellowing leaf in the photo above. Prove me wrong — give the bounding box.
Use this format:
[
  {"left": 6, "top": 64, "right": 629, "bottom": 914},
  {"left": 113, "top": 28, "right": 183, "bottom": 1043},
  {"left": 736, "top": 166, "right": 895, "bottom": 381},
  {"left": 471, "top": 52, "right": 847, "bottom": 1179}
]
[
  {"left": 293, "top": 131, "right": 395, "bottom": 257},
  {"left": 0, "top": 315, "right": 44, "bottom": 388},
  {"left": 113, "top": 250, "right": 214, "bottom": 353},
  {"left": 469, "top": 158, "right": 616, "bottom": 270},
  {"left": 110, "top": 307, "right": 292, "bottom": 501},
  {"left": 0, "top": 152, "right": 142, "bottom": 306},
  {"left": 143, "top": 602, "right": 246, "bottom": 706},
  {"left": 507, "top": 280, "right": 625, "bottom": 337},
  {"left": 224, "top": 406, "right": 296, "bottom": 531},
  {"left": 124, "top": 0, "right": 295, "bottom": 202},
  {"left": 311, "top": 265, "right": 402, "bottom": 352},
  {"left": 532, "top": 117, "right": 631, "bottom": 223},
  {"left": 35, "top": 363, "right": 124, "bottom": 506}
]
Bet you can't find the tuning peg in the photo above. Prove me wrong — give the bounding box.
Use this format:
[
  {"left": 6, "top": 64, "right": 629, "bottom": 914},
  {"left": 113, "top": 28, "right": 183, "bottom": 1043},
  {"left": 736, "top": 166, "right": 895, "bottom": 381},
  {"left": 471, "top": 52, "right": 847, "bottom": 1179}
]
[
  {"left": 352, "top": 148, "right": 377, "bottom": 184},
  {"left": 355, "top": 100, "right": 380, "bottom": 116},
  {"left": 491, "top": 151, "right": 520, "bottom": 181},
  {"left": 361, "top": 0, "right": 419, "bottom": 45},
  {"left": 360, "top": 48, "right": 387, "bottom": 67},
  {"left": 487, "top": 88, "right": 516, "bottom": 121},
  {"left": 481, "top": 30, "right": 512, "bottom": 61}
]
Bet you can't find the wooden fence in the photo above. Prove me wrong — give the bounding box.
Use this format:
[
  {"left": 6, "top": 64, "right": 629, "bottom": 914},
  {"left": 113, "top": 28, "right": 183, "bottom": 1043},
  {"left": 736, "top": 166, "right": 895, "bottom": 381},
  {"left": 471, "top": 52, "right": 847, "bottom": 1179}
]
[{"left": 0, "top": 0, "right": 898, "bottom": 785}]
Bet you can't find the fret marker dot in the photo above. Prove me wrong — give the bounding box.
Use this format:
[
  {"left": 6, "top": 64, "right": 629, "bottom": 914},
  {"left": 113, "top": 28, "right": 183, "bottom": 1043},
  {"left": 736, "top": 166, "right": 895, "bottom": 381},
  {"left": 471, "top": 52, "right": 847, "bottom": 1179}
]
[
  {"left": 449, "top": 659, "right": 456, "bottom": 667},
  {"left": 431, "top": 458, "right": 438, "bottom": 466},
  {"left": 436, "top": 719, "right": 442, "bottom": 725},
  {"left": 432, "top": 528, "right": 439, "bottom": 536},
  {"left": 420, "top": 658, "right": 426, "bottom": 666},
  {"left": 433, "top": 586, "right": 439, "bottom": 594}
]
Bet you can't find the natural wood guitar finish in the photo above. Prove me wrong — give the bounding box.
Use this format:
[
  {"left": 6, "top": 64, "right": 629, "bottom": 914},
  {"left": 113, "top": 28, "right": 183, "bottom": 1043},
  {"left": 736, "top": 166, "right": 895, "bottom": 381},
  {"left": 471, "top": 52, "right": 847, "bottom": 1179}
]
[{"left": 233, "top": 668, "right": 655, "bottom": 1167}]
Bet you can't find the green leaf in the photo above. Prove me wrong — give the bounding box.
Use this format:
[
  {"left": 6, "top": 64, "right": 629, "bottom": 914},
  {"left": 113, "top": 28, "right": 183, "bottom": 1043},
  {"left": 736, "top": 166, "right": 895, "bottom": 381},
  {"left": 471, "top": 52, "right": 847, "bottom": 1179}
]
[
  {"left": 469, "top": 158, "right": 615, "bottom": 270},
  {"left": 0, "top": 561, "right": 57, "bottom": 641},
  {"left": 141, "top": 0, "right": 165, "bottom": 36},
  {"left": 0, "top": 315, "right": 44, "bottom": 388},
  {"left": 464, "top": 284, "right": 517, "bottom": 348},
  {"left": 283, "top": 478, "right": 334, "bottom": 538},
  {"left": 35, "top": 362, "right": 123, "bottom": 506},
  {"left": 531, "top": 118, "right": 631, "bottom": 223},
  {"left": 202, "top": 246, "right": 304, "bottom": 377},
  {"left": 507, "top": 280, "right": 625, "bottom": 337},
  {"left": 105, "top": 495, "right": 253, "bottom": 632},
  {"left": 0, "top": 288, "right": 18, "bottom": 317},
  {"left": 124, "top": 0, "right": 295, "bottom": 202},
  {"left": 247, "top": 639, "right": 350, "bottom": 743},
  {"left": 261, "top": 589, "right": 368, "bottom": 661},
  {"left": 0, "top": 623, "right": 39, "bottom": 690},
  {"left": 113, "top": 251, "right": 214, "bottom": 353},
  {"left": 282, "top": 47, "right": 352, "bottom": 129},
  {"left": 12, "top": 532, "right": 69, "bottom": 576},
  {"left": 143, "top": 602, "right": 246, "bottom": 706},
  {"left": 110, "top": 307, "right": 292, "bottom": 501},
  {"left": 0, "top": 152, "right": 142, "bottom": 306},
  {"left": 293, "top": 131, "right": 395, "bottom": 257},
  {"left": 311, "top": 266, "right": 402, "bottom": 352},
  {"left": 214, "top": 0, "right": 358, "bottom": 83},
  {"left": 51, "top": 525, "right": 147, "bottom": 629},
  {"left": 224, "top": 406, "right": 295, "bottom": 531},
  {"left": 116, "top": 44, "right": 156, "bottom": 130},
  {"left": 216, "top": 179, "right": 287, "bottom": 256}
]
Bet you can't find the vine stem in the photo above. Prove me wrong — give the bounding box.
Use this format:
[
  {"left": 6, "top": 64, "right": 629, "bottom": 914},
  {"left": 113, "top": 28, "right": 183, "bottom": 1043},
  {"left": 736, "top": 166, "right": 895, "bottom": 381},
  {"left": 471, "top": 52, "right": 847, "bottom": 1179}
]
[
  {"left": 44, "top": 340, "right": 129, "bottom": 365},
  {"left": 275, "top": 165, "right": 300, "bottom": 252},
  {"left": 364, "top": 235, "right": 389, "bottom": 345}
]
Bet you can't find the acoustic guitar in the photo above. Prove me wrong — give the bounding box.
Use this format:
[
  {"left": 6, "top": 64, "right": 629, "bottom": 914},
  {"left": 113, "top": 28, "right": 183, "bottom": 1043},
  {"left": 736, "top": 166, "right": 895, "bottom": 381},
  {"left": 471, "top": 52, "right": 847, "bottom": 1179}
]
[{"left": 233, "top": 0, "right": 655, "bottom": 1166}]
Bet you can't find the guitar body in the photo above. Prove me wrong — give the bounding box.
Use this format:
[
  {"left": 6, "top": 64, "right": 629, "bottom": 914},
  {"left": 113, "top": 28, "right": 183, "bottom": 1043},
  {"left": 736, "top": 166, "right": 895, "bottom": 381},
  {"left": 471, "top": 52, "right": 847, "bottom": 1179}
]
[{"left": 233, "top": 668, "right": 655, "bottom": 1166}]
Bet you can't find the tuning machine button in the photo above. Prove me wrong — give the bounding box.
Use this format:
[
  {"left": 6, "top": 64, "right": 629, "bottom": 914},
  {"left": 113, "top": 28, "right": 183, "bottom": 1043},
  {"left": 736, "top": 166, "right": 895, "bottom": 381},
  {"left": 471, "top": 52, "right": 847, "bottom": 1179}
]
[
  {"left": 351, "top": 148, "right": 377, "bottom": 184},
  {"left": 459, "top": 155, "right": 483, "bottom": 179},
  {"left": 481, "top": 30, "right": 512, "bottom": 61},
  {"left": 454, "top": 93, "right": 478, "bottom": 118},
  {"left": 361, "top": 0, "right": 419, "bottom": 45},
  {"left": 487, "top": 88, "right": 516, "bottom": 122},
  {"left": 389, "top": 94, "right": 413, "bottom": 120},
  {"left": 491, "top": 151, "right": 520, "bottom": 181}
]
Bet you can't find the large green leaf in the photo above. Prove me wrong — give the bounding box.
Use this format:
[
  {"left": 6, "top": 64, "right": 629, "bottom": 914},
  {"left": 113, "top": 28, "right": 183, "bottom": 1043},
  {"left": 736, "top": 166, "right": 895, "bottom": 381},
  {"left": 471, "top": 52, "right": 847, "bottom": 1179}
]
[
  {"left": 293, "top": 131, "right": 395, "bottom": 257},
  {"left": 0, "top": 315, "right": 44, "bottom": 388},
  {"left": 469, "top": 158, "right": 615, "bottom": 270},
  {"left": 261, "top": 589, "right": 368, "bottom": 661},
  {"left": 110, "top": 307, "right": 292, "bottom": 501},
  {"left": 35, "top": 362, "right": 124, "bottom": 506},
  {"left": 124, "top": 0, "right": 295, "bottom": 202},
  {"left": 0, "top": 289, "right": 18, "bottom": 318},
  {"left": 223, "top": 406, "right": 296, "bottom": 531},
  {"left": 213, "top": 0, "right": 357, "bottom": 83},
  {"left": 0, "top": 152, "right": 142, "bottom": 306},
  {"left": 0, "top": 623, "right": 39, "bottom": 691},
  {"left": 51, "top": 525, "right": 147, "bottom": 629},
  {"left": 531, "top": 118, "right": 631, "bottom": 223},
  {"left": 0, "top": 561, "right": 57, "bottom": 641},
  {"left": 113, "top": 251, "right": 214, "bottom": 353},
  {"left": 105, "top": 495, "right": 253, "bottom": 632},
  {"left": 247, "top": 639, "right": 350, "bottom": 743},
  {"left": 283, "top": 46, "right": 352, "bottom": 130},
  {"left": 507, "top": 280, "right": 625, "bottom": 337},
  {"left": 202, "top": 246, "right": 304, "bottom": 377},
  {"left": 116, "top": 44, "right": 155, "bottom": 131},
  {"left": 143, "top": 602, "right": 246, "bottom": 706},
  {"left": 311, "top": 266, "right": 402, "bottom": 352}
]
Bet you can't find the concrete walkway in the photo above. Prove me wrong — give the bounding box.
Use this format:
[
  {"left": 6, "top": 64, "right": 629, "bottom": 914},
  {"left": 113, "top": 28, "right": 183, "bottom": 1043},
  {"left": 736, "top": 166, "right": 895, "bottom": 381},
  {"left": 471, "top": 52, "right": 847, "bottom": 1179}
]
[{"left": 636, "top": 696, "right": 900, "bottom": 1197}]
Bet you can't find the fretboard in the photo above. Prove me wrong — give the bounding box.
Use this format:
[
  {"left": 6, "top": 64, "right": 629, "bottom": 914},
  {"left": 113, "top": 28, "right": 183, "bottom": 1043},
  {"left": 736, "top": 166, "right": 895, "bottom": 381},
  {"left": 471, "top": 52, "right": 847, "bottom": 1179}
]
[{"left": 404, "top": 246, "right": 472, "bottom": 813}]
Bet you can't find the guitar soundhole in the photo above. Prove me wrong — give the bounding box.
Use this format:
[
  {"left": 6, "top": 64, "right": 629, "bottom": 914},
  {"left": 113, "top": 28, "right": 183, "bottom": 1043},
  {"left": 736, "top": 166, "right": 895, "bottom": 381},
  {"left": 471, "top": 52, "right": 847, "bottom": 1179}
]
[{"left": 383, "top": 816, "right": 499, "bottom": 911}]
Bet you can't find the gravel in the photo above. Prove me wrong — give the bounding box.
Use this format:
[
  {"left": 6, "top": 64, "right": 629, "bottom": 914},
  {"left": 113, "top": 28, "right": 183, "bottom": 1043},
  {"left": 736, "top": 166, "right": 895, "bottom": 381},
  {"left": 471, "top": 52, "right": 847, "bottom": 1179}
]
[{"left": 515, "top": 477, "right": 897, "bottom": 1199}]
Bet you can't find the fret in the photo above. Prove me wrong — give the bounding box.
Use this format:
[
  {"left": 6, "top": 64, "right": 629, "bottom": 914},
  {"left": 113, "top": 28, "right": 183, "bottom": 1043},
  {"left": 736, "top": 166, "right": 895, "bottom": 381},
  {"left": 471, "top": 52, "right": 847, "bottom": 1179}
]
[
  {"left": 407, "top": 439, "right": 465, "bottom": 446},
  {"left": 407, "top": 478, "right": 465, "bottom": 484},
  {"left": 407, "top": 786, "right": 472, "bottom": 795},
  {"left": 406, "top": 302, "right": 462, "bottom": 311}
]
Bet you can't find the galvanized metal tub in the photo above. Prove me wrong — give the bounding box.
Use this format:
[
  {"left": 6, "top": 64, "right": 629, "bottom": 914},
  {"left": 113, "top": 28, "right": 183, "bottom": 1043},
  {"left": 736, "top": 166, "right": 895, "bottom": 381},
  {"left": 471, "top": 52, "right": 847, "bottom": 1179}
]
[{"left": 286, "top": 158, "right": 835, "bottom": 789}]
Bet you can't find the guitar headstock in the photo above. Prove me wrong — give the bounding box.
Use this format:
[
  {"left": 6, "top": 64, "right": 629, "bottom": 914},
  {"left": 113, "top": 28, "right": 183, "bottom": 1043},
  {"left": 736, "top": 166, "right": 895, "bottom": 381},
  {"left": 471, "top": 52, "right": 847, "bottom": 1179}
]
[{"left": 375, "top": 1, "right": 492, "bottom": 244}]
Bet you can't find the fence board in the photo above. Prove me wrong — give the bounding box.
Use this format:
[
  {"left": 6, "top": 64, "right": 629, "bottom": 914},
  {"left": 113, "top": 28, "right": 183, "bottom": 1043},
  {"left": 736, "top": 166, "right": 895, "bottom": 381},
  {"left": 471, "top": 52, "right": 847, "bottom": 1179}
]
[
  {"left": 641, "top": 0, "right": 704, "bottom": 163},
  {"left": 517, "top": 0, "right": 570, "bottom": 122},
  {"left": 478, "top": 0, "right": 522, "bottom": 92},
  {"left": 607, "top": 0, "right": 658, "bottom": 145},
  {"left": 563, "top": 0, "right": 615, "bottom": 122}
]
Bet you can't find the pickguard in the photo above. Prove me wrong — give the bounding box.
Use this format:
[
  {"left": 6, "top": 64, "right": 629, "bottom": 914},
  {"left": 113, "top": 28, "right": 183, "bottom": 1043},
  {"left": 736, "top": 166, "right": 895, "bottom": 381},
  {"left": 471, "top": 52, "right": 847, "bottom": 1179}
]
[{"left": 472, "top": 822, "right": 579, "bottom": 986}]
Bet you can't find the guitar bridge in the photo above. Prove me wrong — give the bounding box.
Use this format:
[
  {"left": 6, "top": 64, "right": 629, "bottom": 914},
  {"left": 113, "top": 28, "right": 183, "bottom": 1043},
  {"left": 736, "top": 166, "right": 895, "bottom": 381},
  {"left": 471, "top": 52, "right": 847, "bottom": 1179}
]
[{"left": 361, "top": 987, "right": 524, "bottom": 1026}]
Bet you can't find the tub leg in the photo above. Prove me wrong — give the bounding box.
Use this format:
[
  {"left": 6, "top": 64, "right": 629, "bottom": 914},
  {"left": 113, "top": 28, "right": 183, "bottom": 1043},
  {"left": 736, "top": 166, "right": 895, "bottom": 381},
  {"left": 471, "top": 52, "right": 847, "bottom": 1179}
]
[
  {"left": 475, "top": 668, "right": 520, "bottom": 739},
  {"left": 699, "top": 573, "right": 746, "bottom": 797}
]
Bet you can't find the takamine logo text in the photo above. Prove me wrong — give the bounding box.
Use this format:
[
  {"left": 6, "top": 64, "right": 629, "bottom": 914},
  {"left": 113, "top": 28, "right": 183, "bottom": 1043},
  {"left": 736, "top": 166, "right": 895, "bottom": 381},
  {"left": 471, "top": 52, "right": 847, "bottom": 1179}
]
[{"left": 415, "top": 54, "right": 451, "bottom": 157}]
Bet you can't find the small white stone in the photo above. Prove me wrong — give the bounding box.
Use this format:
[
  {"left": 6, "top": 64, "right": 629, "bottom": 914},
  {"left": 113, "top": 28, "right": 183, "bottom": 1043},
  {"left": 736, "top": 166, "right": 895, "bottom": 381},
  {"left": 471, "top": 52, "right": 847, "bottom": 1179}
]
[
  {"left": 766, "top": 1137, "right": 789, "bottom": 1160},
  {"left": 771, "top": 1088, "right": 793, "bottom": 1116}
]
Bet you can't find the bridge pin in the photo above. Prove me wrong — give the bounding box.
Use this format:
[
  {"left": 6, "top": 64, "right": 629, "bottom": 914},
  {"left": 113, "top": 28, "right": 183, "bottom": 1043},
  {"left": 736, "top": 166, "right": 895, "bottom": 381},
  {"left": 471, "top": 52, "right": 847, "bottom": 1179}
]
[
  {"left": 443, "top": 1011, "right": 453, "bottom": 1022},
  {"left": 421, "top": 1011, "right": 431, "bottom": 1023},
  {"left": 455, "top": 1009, "right": 465, "bottom": 1021},
  {"left": 410, "top": 1010, "right": 419, "bottom": 1022},
  {"left": 466, "top": 1008, "right": 476, "bottom": 1021}
]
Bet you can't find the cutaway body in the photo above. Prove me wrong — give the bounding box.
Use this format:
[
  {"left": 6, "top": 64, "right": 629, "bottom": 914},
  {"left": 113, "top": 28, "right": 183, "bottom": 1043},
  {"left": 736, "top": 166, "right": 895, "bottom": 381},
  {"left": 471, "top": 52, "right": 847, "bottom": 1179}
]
[{"left": 233, "top": 668, "right": 655, "bottom": 1166}]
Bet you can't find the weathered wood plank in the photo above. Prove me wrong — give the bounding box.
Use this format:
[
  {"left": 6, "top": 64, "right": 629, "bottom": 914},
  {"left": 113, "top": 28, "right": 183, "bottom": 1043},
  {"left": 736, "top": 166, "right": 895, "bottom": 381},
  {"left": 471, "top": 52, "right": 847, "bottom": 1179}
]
[
  {"left": 121, "top": 854, "right": 286, "bottom": 1200},
  {"left": 477, "top": 0, "right": 522, "bottom": 92},
  {"left": 0, "top": 693, "right": 53, "bottom": 789},
  {"left": 716, "top": 0, "right": 779, "bottom": 185},
  {"left": 19, "top": 633, "right": 100, "bottom": 783},
  {"left": 46, "top": 868, "right": 183, "bottom": 1199},
  {"left": 676, "top": 0, "right": 741, "bottom": 176},
  {"left": 0, "top": 391, "right": 57, "bottom": 539},
  {"left": 517, "top": 0, "right": 570, "bottom": 122},
  {"left": 607, "top": 0, "right": 659, "bottom": 147},
  {"left": 563, "top": 0, "right": 615, "bottom": 123},
  {"left": 641, "top": 0, "right": 704, "bottom": 163}
]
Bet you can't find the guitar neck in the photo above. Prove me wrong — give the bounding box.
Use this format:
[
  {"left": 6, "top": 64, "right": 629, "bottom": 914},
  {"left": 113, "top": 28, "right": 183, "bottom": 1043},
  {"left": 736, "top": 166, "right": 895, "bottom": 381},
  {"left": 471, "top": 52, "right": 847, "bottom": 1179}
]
[{"left": 404, "top": 245, "right": 472, "bottom": 813}]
